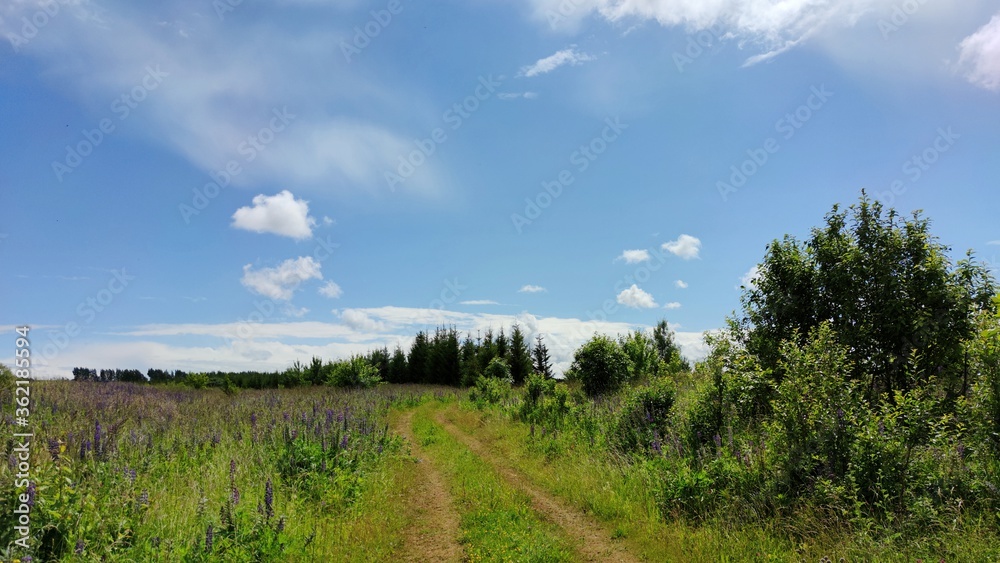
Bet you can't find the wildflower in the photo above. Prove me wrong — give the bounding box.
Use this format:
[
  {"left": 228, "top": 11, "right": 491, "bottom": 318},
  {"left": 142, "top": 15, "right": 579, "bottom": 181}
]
[
  {"left": 264, "top": 479, "right": 274, "bottom": 519},
  {"left": 205, "top": 523, "right": 214, "bottom": 552},
  {"left": 94, "top": 421, "right": 102, "bottom": 457},
  {"left": 26, "top": 481, "right": 36, "bottom": 508},
  {"left": 340, "top": 434, "right": 348, "bottom": 449},
  {"left": 75, "top": 539, "right": 85, "bottom": 555},
  {"left": 276, "top": 516, "right": 286, "bottom": 533},
  {"left": 138, "top": 489, "right": 149, "bottom": 509},
  {"left": 250, "top": 412, "right": 258, "bottom": 428},
  {"left": 48, "top": 438, "right": 62, "bottom": 460}
]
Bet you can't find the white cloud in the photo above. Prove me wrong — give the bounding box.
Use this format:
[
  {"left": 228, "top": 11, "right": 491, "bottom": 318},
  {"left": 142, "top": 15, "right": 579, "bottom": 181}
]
[
  {"left": 989, "top": 240, "right": 1000, "bottom": 245},
  {"left": 519, "top": 284, "right": 547, "bottom": 293},
  {"left": 0, "top": 2, "right": 446, "bottom": 197},
  {"left": 498, "top": 92, "right": 539, "bottom": 100},
  {"left": 739, "top": 264, "right": 761, "bottom": 290},
  {"left": 675, "top": 280, "right": 688, "bottom": 289},
  {"left": 232, "top": 190, "right": 316, "bottom": 239},
  {"left": 322, "top": 216, "right": 335, "bottom": 226},
  {"left": 283, "top": 305, "right": 309, "bottom": 318},
  {"left": 460, "top": 300, "right": 500, "bottom": 305},
  {"left": 519, "top": 47, "right": 595, "bottom": 77},
  {"left": 616, "top": 249, "right": 650, "bottom": 264},
  {"left": 616, "top": 284, "right": 658, "bottom": 309},
  {"left": 32, "top": 308, "right": 715, "bottom": 378},
  {"left": 318, "top": 281, "right": 343, "bottom": 299},
  {"left": 958, "top": 13, "right": 1000, "bottom": 92},
  {"left": 339, "top": 309, "right": 387, "bottom": 332},
  {"left": 241, "top": 256, "right": 322, "bottom": 301},
  {"left": 525, "top": 0, "right": 914, "bottom": 66},
  {"left": 662, "top": 234, "right": 701, "bottom": 260},
  {"left": 663, "top": 302, "right": 682, "bottom": 310}
]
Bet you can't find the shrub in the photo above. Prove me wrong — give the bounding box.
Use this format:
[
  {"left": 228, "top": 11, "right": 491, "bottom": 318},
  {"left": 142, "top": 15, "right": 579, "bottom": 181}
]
[
  {"left": 768, "top": 323, "right": 858, "bottom": 492},
  {"left": 327, "top": 356, "right": 382, "bottom": 388},
  {"left": 469, "top": 375, "right": 511, "bottom": 407},
  {"left": 483, "top": 357, "right": 512, "bottom": 383},
  {"left": 571, "top": 335, "right": 632, "bottom": 397},
  {"left": 612, "top": 377, "right": 676, "bottom": 454}
]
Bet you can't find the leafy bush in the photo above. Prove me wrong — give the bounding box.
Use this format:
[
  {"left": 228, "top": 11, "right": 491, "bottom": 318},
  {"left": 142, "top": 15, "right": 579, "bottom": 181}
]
[
  {"left": 612, "top": 377, "right": 676, "bottom": 454},
  {"left": 469, "top": 375, "right": 512, "bottom": 407},
  {"left": 768, "top": 323, "right": 858, "bottom": 491},
  {"left": 570, "top": 335, "right": 632, "bottom": 397},
  {"left": 326, "top": 356, "right": 382, "bottom": 388},
  {"left": 483, "top": 356, "right": 512, "bottom": 383}
]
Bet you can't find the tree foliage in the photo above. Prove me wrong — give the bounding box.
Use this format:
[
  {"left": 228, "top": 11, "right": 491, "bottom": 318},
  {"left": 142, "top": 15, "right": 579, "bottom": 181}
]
[
  {"left": 570, "top": 334, "right": 632, "bottom": 396},
  {"left": 737, "top": 192, "right": 996, "bottom": 403}
]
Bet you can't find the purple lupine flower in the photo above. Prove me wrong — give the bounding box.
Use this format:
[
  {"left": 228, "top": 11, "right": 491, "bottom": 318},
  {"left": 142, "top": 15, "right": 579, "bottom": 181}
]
[
  {"left": 276, "top": 516, "right": 285, "bottom": 533},
  {"left": 138, "top": 489, "right": 149, "bottom": 508},
  {"left": 340, "top": 434, "right": 348, "bottom": 449},
  {"left": 75, "top": 539, "right": 85, "bottom": 554},
  {"left": 713, "top": 434, "right": 722, "bottom": 449},
  {"left": 264, "top": 479, "right": 274, "bottom": 519},
  {"left": 250, "top": 412, "right": 258, "bottom": 428},
  {"left": 9, "top": 454, "right": 17, "bottom": 471},
  {"left": 94, "top": 421, "right": 102, "bottom": 456},
  {"left": 231, "top": 485, "right": 240, "bottom": 507},
  {"left": 205, "top": 523, "right": 214, "bottom": 552},
  {"left": 26, "top": 481, "right": 36, "bottom": 508},
  {"left": 957, "top": 443, "right": 966, "bottom": 459},
  {"left": 22, "top": 556, "right": 33, "bottom": 562},
  {"left": 283, "top": 412, "right": 290, "bottom": 422},
  {"left": 230, "top": 459, "right": 237, "bottom": 481},
  {"left": 48, "top": 438, "right": 62, "bottom": 460}
]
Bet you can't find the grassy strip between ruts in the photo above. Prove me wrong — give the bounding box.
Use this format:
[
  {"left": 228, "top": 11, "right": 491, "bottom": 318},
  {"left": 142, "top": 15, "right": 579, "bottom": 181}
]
[{"left": 409, "top": 401, "right": 575, "bottom": 562}]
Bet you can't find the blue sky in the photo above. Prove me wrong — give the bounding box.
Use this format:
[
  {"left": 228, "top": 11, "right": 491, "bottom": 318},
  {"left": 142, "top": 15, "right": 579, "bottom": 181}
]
[{"left": 2, "top": 0, "right": 999, "bottom": 377}]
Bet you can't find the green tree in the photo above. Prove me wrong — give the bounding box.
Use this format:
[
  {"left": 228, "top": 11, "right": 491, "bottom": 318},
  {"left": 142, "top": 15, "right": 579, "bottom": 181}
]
[
  {"left": 388, "top": 345, "right": 409, "bottom": 384},
  {"left": 619, "top": 329, "right": 658, "bottom": 382},
  {"left": 408, "top": 331, "right": 431, "bottom": 384},
  {"left": 483, "top": 356, "right": 512, "bottom": 384},
  {"left": 737, "top": 191, "right": 996, "bottom": 403},
  {"left": 508, "top": 324, "right": 533, "bottom": 386},
  {"left": 653, "top": 319, "right": 689, "bottom": 373},
  {"left": 532, "top": 334, "right": 553, "bottom": 379},
  {"left": 570, "top": 334, "right": 632, "bottom": 397}
]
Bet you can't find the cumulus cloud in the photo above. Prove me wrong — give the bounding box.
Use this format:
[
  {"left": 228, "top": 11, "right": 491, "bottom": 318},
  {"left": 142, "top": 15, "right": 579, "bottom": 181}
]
[
  {"left": 318, "top": 281, "right": 343, "bottom": 299},
  {"left": 616, "top": 249, "right": 650, "bottom": 264},
  {"left": 663, "top": 302, "right": 682, "bottom": 310},
  {"left": 662, "top": 234, "right": 701, "bottom": 260},
  {"left": 241, "top": 256, "right": 322, "bottom": 301},
  {"left": 675, "top": 280, "right": 688, "bottom": 289},
  {"left": 616, "top": 284, "right": 658, "bottom": 309},
  {"left": 232, "top": 190, "right": 316, "bottom": 239},
  {"left": 519, "top": 284, "right": 547, "bottom": 293},
  {"left": 958, "top": 13, "right": 1000, "bottom": 92},
  {"left": 519, "top": 47, "right": 595, "bottom": 77}
]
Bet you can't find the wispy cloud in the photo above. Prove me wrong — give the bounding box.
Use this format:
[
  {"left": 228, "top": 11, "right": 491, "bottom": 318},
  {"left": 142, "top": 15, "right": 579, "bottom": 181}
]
[
  {"left": 460, "top": 300, "right": 500, "bottom": 306},
  {"left": 675, "top": 280, "right": 688, "bottom": 289},
  {"left": 519, "top": 284, "right": 547, "bottom": 293},
  {"left": 498, "top": 92, "right": 539, "bottom": 100},
  {"left": 519, "top": 47, "right": 595, "bottom": 77}
]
